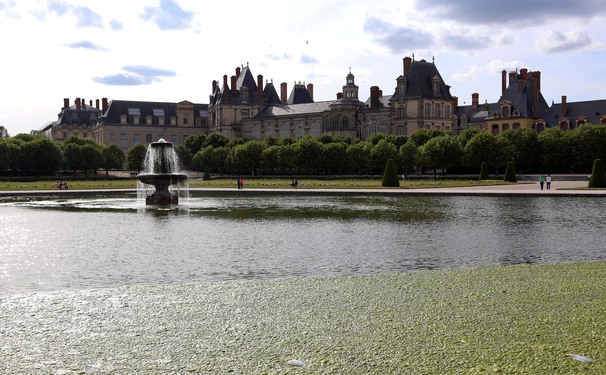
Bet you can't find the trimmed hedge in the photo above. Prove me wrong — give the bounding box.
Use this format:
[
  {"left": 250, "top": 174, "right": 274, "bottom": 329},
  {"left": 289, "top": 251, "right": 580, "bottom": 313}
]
[
  {"left": 479, "top": 161, "right": 489, "bottom": 180},
  {"left": 503, "top": 161, "right": 517, "bottom": 182},
  {"left": 588, "top": 158, "right": 606, "bottom": 188},
  {"left": 381, "top": 159, "right": 400, "bottom": 187}
]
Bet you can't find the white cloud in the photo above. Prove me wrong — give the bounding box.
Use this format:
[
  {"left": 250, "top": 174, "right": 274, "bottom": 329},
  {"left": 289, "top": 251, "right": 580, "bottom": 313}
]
[{"left": 537, "top": 30, "right": 598, "bottom": 53}]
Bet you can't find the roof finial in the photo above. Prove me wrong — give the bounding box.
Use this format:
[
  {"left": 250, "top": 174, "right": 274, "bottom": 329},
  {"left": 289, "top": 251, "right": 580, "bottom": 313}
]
[
  {"left": 412, "top": 52, "right": 415, "bottom": 61},
  {"left": 432, "top": 56, "right": 435, "bottom": 64}
]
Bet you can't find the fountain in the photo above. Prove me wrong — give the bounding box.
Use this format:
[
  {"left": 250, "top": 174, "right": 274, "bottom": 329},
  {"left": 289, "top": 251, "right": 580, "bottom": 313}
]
[{"left": 136, "top": 139, "right": 188, "bottom": 206}]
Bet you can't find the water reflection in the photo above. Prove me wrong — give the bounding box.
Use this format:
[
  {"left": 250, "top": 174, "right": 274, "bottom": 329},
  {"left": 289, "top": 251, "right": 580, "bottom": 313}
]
[{"left": 0, "top": 194, "right": 605, "bottom": 296}]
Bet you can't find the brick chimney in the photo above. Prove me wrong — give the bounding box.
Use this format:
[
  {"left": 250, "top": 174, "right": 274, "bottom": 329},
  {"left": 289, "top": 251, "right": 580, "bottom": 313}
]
[
  {"left": 280, "top": 82, "right": 287, "bottom": 105},
  {"left": 75, "top": 97, "right": 81, "bottom": 110},
  {"left": 561, "top": 95, "right": 567, "bottom": 117},
  {"left": 235, "top": 66, "right": 241, "bottom": 79},
  {"left": 102, "top": 97, "right": 108, "bottom": 112},
  {"left": 502, "top": 70, "right": 507, "bottom": 95},
  {"left": 306, "top": 83, "right": 314, "bottom": 101},
  {"left": 223, "top": 75, "right": 229, "bottom": 90},
  {"left": 520, "top": 68, "right": 528, "bottom": 81},
  {"left": 336, "top": 92, "right": 343, "bottom": 99},
  {"left": 81, "top": 98, "right": 86, "bottom": 109},
  {"left": 509, "top": 71, "right": 516, "bottom": 85},
  {"left": 96, "top": 99, "right": 100, "bottom": 109},
  {"left": 370, "top": 86, "right": 381, "bottom": 108},
  {"left": 472, "top": 93, "right": 479, "bottom": 111},
  {"left": 531, "top": 71, "right": 541, "bottom": 93},
  {"left": 63, "top": 98, "right": 69, "bottom": 109},
  {"left": 257, "top": 74, "right": 264, "bottom": 102},
  {"left": 453, "top": 96, "right": 458, "bottom": 112},
  {"left": 231, "top": 75, "right": 237, "bottom": 92},
  {"left": 212, "top": 80, "right": 217, "bottom": 94},
  {"left": 403, "top": 56, "right": 412, "bottom": 75}
]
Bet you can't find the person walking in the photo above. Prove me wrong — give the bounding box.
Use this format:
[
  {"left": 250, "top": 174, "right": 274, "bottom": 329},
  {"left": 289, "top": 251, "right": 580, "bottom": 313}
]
[
  {"left": 539, "top": 175, "right": 545, "bottom": 190},
  {"left": 546, "top": 174, "right": 552, "bottom": 190}
]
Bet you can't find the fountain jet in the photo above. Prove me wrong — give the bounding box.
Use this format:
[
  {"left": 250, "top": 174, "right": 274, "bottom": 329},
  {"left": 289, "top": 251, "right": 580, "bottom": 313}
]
[{"left": 136, "top": 139, "right": 188, "bottom": 205}]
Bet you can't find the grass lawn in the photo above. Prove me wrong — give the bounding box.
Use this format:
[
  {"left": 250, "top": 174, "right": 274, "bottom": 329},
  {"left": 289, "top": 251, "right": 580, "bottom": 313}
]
[
  {"left": 2, "top": 262, "right": 604, "bottom": 373},
  {"left": 0, "top": 177, "right": 514, "bottom": 191}
]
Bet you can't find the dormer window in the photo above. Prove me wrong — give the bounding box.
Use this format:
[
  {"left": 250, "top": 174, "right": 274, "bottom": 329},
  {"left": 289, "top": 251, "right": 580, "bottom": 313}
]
[
  {"left": 397, "top": 76, "right": 407, "bottom": 96},
  {"left": 241, "top": 86, "right": 249, "bottom": 103},
  {"left": 432, "top": 76, "right": 440, "bottom": 96}
]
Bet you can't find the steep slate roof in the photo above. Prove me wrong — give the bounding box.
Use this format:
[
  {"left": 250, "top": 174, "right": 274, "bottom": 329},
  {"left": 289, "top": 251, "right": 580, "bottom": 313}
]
[
  {"left": 287, "top": 83, "right": 314, "bottom": 104},
  {"left": 252, "top": 101, "right": 333, "bottom": 119},
  {"left": 544, "top": 99, "right": 606, "bottom": 126},
  {"left": 98, "top": 100, "right": 208, "bottom": 125},
  {"left": 494, "top": 73, "right": 549, "bottom": 118},
  {"left": 399, "top": 59, "right": 453, "bottom": 100},
  {"left": 263, "top": 82, "right": 281, "bottom": 104},
  {"left": 56, "top": 103, "right": 102, "bottom": 127}
]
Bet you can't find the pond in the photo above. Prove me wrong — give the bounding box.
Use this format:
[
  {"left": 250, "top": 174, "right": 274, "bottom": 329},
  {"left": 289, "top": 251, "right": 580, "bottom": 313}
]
[{"left": 1, "top": 193, "right": 604, "bottom": 296}]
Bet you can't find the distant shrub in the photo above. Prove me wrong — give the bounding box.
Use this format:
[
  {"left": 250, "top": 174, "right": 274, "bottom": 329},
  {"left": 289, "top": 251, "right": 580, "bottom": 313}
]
[
  {"left": 382, "top": 158, "right": 400, "bottom": 187},
  {"left": 203, "top": 166, "right": 211, "bottom": 180},
  {"left": 588, "top": 159, "right": 606, "bottom": 188},
  {"left": 503, "top": 162, "right": 517, "bottom": 182},
  {"left": 479, "top": 162, "right": 489, "bottom": 180}
]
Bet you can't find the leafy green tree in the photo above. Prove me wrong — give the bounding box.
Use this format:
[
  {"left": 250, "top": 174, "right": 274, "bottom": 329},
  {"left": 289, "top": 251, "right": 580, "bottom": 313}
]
[
  {"left": 277, "top": 144, "right": 297, "bottom": 173},
  {"left": 569, "top": 124, "right": 606, "bottom": 172},
  {"left": 231, "top": 140, "right": 265, "bottom": 174},
  {"left": 382, "top": 159, "right": 400, "bottom": 187},
  {"left": 418, "top": 135, "right": 462, "bottom": 175},
  {"left": 458, "top": 128, "right": 481, "bottom": 147},
  {"left": 261, "top": 145, "right": 281, "bottom": 173},
  {"left": 175, "top": 145, "right": 192, "bottom": 170},
  {"left": 462, "top": 132, "right": 499, "bottom": 170},
  {"left": 126, "top": 143, "right": 147, "bottom": 171},
  {"left": 409, "top": 128, "right": 446, "bottom": 147},
  {"left": 346, "top": 142, "right": 371, "bottom": 175},
  {"left": 183, "top": 133, "right": 207, "bottom": 155},
  {"left": 62, "top": 143, "right": 83, "bottom": 174},
  {"left": 503, "top": 161, "right": 517, "bottom": 182},
  {"left": 399, "top": 140, "right": 418, "bottom": 176},
  {"left": 294, "top": 136, "right": 324, "bottom": 172},
  {"left": 370, "top": 139, "right": 398, "bottom": 173},
  {"left": 192, "top": 146, "right": 217, "bottom": 172},
  {"left": 13, "top": 133, "right": 35, "bottom": 142},
  {"left": 101, "top": 144, "right": 126, "bottom": 176},
  {"left": 499, "top": 128, "right": 540, "bottom": 172},
  {"left": 320, "top": 142, "right": 347, "bottom": 174},
  {"left": 21, "top": 137, "right": 62, "bottom": 176},
  {"left": 204, "top": 132, "right": 230, "bottom": 149},
  {"left": 80, "top": 143, "right": 102, "bottom": 177},
  {"left": 0, "top": 125, "right": 9, "bottom": 139},
  {"left": 588, "top": 158, "right": 606, "bottom": 188},
  {"left": 367, "top": 132, "right": 388, "bottom": 145},
  {"left": 0, "top": 139, "right": 21, "bottom": 173},
  {"left": 538, "top": 127, "right": 568, "bottom": 173}
]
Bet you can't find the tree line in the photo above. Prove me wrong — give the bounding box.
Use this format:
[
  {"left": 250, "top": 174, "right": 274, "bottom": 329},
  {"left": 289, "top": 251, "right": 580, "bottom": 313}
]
[{"left": 1, "top": 123, "right": 605, "bottom": 177}]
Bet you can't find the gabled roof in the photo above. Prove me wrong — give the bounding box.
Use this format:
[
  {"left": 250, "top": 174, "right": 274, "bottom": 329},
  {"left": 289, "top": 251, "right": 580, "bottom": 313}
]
[{"left": 288, "top": 83, "right": 313, "bottom": 104}]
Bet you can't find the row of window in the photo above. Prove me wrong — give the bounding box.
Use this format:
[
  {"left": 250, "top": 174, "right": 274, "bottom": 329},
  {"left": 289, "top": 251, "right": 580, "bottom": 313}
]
[{"left": 106, "top": 133, "right": 184, "bottom": 149}]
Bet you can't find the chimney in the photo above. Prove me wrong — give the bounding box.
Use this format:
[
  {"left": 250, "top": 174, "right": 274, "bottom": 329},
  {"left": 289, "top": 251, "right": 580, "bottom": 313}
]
[
  {"left": 257, "top": 74, "right": 264, "bottom": 102},
  {"left": 75, "top": 97, "right": 81, "bottom": 110},
  {"left": 531, "top": 71, "right": 541, "bottom": 93},
  {"left": 336, "top": 92, "right": 343, "bottom": 99},
  {"left": 102, "top": 97, "right": 108, "bottom": 112},
  {"left": 370, "top": 86, "right": 381, "bottom": 108},
  {"left": 89, "top": 100, "right": 93, "bottom": 107},
  {"left": 531, "top": 76, "right": 538, "bottom": 116},
  {"left": 231, "top": 75, "right": 237, "bottom": 92},
  {"left": 306, "top": 83, "right": 313, "bottom": 101},
  {"left": 472, "top": 93, "right": 479, "bottom": 111},
  {"left": 520, "top": 68, "right": 528, "bottom": 81},
  {"left": 403, "top": 56, "right": 412, "bottom": 75},
  {"left": 96, "top": 99, "right": 100, "bottom": 109},
  {"left": 212, "top": 80, "right": 217, "bottom": 94},
  {"left": 236, "top": 67, "right": 241, "bottom": 79},
  {"left": 63, "top": 98, "right": 69, "bottom": 109},
  {"left": 223, "top": 75, "right": 229, "bottom": 90},
  {"left": 509, "top": 71, "right": 516, "bottom": 85},
  {"left": 280, "top": 82, "right": 287, "bottom": 105},
  {"left": 81, "top": 98, "right": 86, "bottom": 109},
  {"left": 502, "top": 70, "right": 507, "bottom": 94},
  {"left": 561, "top": 95, "right": 567, "bottom": 117},
  {"left": 453, "top": 96, "right": 458, "bottom": 112}
]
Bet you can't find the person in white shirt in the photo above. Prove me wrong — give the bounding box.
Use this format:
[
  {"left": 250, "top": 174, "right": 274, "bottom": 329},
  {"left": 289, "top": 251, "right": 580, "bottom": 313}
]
[{"left": 546, "top": 174, "right": 552, "bottom": 190}]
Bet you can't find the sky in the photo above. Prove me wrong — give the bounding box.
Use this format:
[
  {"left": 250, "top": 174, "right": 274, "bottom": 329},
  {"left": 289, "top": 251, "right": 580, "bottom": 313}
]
[{"left": 1, "top": 0, "right": 606, "bottom": 136}]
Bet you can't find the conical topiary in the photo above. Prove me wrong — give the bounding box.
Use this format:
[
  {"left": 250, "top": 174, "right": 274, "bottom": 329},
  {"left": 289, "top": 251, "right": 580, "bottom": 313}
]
[
  {"left": 588, "top": 158, "right": 606, "bottom": 188},
  {"left": 382, "top": 158, "right": 400, "bottom": 187},
  {"left": 503, "top": 161, "right": 517, "bottom": 182},
  {"left": 479, "top": 161, "right": 489, "bottom": 180},
  {"left": 203, "top": 165, "right": 211, "bottom": 180}
]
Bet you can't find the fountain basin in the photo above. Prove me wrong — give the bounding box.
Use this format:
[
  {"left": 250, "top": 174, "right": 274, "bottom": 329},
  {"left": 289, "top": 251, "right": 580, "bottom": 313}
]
[{"left": 137, "top": 173, "right": 188, "bottom": 205}]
